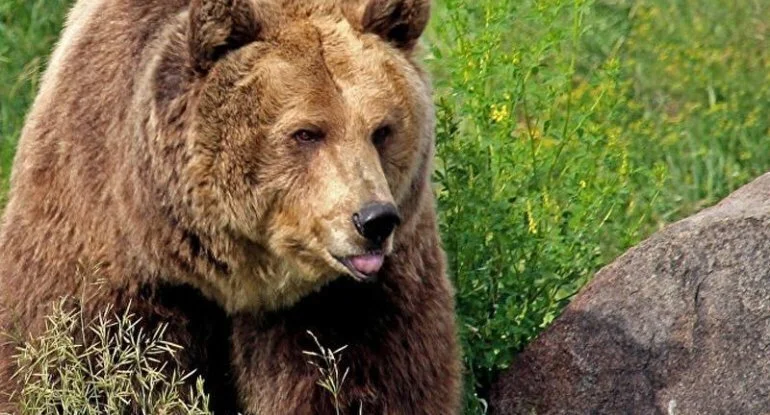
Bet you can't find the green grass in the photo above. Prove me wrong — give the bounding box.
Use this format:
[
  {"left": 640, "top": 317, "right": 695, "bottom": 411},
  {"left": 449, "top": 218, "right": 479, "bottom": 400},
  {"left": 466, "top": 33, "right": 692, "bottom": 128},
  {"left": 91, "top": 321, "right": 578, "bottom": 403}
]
[
  {"left": 0, "top": 0, "right": 71, "bottom": 203},
  {"left": 2, "top": 0, "right": 770, "bottom": 413}
]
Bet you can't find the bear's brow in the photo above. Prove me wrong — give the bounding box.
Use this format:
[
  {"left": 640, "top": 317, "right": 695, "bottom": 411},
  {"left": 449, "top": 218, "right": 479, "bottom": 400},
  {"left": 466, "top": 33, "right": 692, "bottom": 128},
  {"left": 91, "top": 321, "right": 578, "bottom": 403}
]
[{"left": 313, "top": 25, "right": 344, "bottom": 95}]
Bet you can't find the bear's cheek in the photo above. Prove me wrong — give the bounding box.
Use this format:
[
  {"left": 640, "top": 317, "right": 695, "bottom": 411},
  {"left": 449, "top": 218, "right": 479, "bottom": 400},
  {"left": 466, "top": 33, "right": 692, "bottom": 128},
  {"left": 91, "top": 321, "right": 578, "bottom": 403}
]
[
  {"left": 212, "top": 130, "right": 296, "bottom": 237},
  {"left": 260, "top": 202, "right": 342, "bottom": 277},
  {"left": 188, "top": 154, "right": 263, "bottom": 236}
]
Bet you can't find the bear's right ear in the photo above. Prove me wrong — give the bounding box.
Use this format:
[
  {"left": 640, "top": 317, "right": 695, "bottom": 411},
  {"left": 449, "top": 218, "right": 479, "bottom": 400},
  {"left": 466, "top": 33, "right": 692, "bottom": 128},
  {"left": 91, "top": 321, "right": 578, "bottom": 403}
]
[
  {"left": 188, "top": 0, "right": 276, "bottom": 74},
  {"left": 348, "top": 0, "right": 431, "bottom": 50}
]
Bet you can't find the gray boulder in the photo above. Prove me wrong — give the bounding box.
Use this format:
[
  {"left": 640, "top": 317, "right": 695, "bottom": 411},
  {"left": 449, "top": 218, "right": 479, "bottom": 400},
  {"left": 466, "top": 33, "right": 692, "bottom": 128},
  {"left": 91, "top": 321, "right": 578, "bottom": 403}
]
[{"left": 491, "top": 173, "right": 770, "bottom": 414}]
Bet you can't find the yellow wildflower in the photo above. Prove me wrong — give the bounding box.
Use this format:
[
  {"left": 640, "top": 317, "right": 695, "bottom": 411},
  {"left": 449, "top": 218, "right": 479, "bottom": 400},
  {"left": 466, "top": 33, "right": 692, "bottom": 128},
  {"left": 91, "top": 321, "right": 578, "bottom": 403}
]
[
  {"left": 490, "top": 104, "right": 509, "bottom": 123},
  {"left": 526, "top": 200, "right": 538, "bottom": 235}
]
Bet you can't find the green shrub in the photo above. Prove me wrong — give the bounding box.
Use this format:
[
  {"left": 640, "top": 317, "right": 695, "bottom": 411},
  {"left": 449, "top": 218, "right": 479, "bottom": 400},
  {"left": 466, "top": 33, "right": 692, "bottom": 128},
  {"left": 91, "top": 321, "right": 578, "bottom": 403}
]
[{"left": 428, "top": 0, "right": 659, "bottom": 410}]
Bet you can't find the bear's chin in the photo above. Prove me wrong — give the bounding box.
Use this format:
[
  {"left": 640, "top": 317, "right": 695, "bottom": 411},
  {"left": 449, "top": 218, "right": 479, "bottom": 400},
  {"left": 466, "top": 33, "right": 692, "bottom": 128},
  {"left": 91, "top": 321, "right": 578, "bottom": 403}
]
[{"left": 186, "top": 256, "right": 344, "bottom": 314}]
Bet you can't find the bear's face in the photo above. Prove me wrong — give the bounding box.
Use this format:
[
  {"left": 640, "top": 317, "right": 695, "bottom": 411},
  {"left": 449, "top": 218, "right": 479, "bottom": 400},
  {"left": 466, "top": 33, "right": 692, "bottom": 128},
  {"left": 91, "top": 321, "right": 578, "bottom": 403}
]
[{"left": 175, "top": 0, "right": 432, "bottom": 310}]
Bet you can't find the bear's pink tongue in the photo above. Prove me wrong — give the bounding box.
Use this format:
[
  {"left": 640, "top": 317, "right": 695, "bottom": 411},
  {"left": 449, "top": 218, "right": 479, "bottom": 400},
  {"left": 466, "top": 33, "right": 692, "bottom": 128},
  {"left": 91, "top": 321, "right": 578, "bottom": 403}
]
[{"left": 349, "top": 253, "right": 385, "bottom": 275}]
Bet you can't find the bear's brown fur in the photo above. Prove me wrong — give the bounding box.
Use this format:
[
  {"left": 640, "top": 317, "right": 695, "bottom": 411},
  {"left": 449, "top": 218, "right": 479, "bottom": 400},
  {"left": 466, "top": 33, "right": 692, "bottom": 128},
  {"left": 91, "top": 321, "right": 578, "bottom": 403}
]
[{"left": 0, "top": 0, "right": 460, "bottom": 412}]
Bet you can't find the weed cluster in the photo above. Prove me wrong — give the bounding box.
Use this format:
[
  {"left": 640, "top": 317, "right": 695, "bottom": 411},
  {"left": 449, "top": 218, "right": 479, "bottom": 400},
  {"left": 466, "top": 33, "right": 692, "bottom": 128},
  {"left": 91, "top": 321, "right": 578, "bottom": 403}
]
[{"left": 6, "top": 299, "right": 211, "bottom": 415}]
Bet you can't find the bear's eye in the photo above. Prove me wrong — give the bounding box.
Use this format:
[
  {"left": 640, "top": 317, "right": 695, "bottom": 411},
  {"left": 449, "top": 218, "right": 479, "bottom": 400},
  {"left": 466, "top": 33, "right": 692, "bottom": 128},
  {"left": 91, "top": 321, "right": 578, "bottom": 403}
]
[
  {"left": 292, "top": 129, "right": 325, "bottom": 144},
  {"left": 372, "top": 125, "right": 392, "bottom": 148}
]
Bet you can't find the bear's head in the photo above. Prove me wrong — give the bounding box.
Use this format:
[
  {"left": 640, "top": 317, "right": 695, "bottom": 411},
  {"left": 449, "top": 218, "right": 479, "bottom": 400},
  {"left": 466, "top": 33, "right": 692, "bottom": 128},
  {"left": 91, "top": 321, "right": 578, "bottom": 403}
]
[{"left": 144, "top": 0, "right": 434, "bottom": 312}]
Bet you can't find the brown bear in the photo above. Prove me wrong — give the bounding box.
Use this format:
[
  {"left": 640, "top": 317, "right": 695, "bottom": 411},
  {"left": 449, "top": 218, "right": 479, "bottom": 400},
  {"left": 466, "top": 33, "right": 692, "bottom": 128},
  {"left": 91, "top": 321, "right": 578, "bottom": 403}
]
[{"left": 0, "top": 0, "right": 461, "bottom": 413}]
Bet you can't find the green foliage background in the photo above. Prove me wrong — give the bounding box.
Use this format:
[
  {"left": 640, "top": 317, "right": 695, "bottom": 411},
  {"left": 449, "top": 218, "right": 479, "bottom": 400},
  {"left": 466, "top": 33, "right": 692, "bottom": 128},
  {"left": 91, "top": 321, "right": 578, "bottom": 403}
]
[
  {"left": 2, "top": 0, "right": 770, "bottom": 412},
  {"left": 427, "top": 0, "right": 770, "bottom": 410}
]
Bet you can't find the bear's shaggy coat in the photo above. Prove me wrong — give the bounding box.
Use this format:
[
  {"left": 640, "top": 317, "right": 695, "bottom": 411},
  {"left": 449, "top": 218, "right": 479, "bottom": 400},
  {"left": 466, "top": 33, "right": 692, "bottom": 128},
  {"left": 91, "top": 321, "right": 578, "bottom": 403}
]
[{"left": 0, "top": 0, "right": 460, "bottom": 413}]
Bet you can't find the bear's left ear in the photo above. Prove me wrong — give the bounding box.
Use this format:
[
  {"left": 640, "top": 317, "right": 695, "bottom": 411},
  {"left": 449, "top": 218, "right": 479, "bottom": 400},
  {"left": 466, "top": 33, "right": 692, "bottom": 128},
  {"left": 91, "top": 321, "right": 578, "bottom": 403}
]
[
  {"left": 188, "top": 0, "right": 277, "bottom": 74},
  {"left": 350, "top": 0, "right": 431, "bottom": 50}
]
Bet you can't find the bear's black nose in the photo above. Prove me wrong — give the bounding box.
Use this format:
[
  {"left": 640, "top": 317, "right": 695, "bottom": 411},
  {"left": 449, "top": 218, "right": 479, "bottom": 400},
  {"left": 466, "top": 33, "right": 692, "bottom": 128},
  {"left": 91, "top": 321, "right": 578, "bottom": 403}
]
[{"left": 353, "top": 202, "right": 401, "bottom": 245}]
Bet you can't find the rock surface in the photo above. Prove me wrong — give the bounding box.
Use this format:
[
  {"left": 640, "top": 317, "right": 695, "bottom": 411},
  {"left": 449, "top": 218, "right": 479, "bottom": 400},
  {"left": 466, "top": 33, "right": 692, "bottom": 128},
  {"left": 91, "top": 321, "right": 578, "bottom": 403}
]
[{"left": 491, "top": 173, "right": 770, "bottom": 414}]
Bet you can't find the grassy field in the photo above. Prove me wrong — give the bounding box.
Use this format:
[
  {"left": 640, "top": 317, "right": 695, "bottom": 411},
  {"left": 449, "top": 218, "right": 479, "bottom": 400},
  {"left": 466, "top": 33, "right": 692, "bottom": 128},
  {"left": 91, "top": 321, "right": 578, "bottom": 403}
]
[{"left": 2, "top": 0, "right": 770, "bottom": 412}]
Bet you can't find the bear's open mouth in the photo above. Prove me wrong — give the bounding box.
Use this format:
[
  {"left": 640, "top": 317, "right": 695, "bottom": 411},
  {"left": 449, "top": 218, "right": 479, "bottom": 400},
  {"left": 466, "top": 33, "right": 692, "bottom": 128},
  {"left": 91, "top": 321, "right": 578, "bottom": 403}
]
[{"left": 334, "top": 252, "right": 385, "bottom": 282}]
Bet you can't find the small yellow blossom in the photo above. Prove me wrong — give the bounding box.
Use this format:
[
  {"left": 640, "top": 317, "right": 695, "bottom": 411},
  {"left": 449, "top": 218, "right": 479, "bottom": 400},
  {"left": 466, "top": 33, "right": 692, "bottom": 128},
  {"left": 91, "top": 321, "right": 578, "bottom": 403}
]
[
  {"left": 745, "top": 108, "right": 760, "bottom": 128},
  {"left": 490, "top": 104, "right": 509, "bottom": 123},
  {"left": 620, "top": 152, "right": 629, "bottom": 177},
  {"left": 526, "top": 200, "right": 538, "bottom": 235}
]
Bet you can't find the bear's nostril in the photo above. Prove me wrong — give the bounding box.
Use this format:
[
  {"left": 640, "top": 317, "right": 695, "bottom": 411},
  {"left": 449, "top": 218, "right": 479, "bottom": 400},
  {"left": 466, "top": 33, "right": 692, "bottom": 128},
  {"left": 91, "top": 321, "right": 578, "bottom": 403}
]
[{"left": 353, "top": 202, "right": 401, "bottom": 245}]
